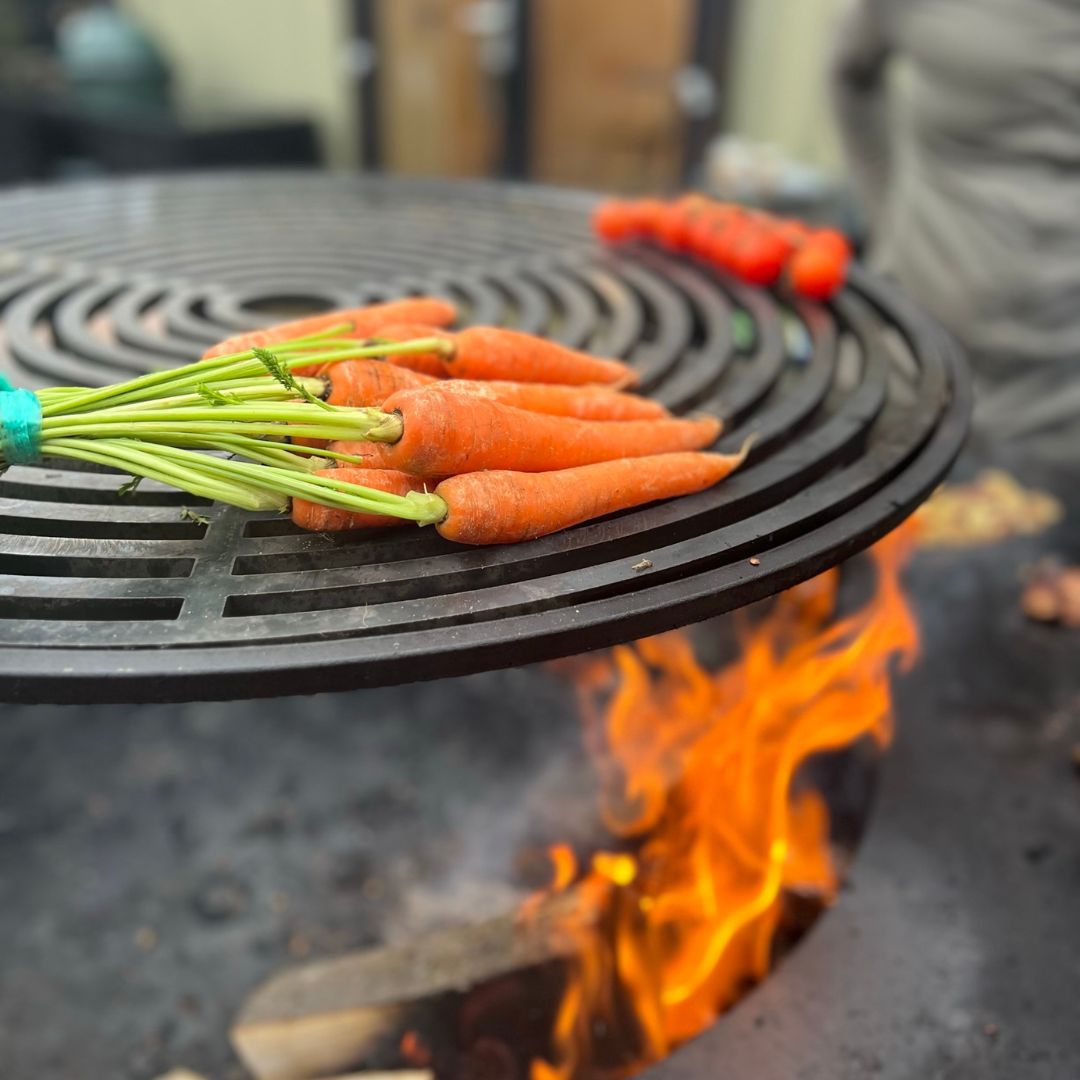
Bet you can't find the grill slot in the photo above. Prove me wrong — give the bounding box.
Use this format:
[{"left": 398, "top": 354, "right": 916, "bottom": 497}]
[
  {"left": 232, "top": 531, "right": 439, "bottom": 574},
  {"left": 0, "top": 475, "right": 211, "bottom": 507},
  {"left": 0, "top": 553, "right": 195, "bottom": 578},
  {"left": 0, "top": 595, "right": 183, "bottom": 621},
  {"left": 0, "top": 516, "right": 206, "bottom": 540},
  {"left": 240, "top": 518, "right": 306, "bottom": 539}
]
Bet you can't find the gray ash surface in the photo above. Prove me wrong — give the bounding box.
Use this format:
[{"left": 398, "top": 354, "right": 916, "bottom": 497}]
[{"left": 3, "top": 442, "right": 1079, "bottom": 1080}]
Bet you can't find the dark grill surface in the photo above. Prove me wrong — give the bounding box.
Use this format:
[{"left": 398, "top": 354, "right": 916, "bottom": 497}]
[{"left": 0, "top": 174, "right": 969, "bottom": 703}]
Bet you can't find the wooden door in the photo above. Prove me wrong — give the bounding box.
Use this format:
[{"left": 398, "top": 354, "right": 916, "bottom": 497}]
[
  {"left": 529, "top": 0, "right": 695, "bottom": 191},
  {"left": 376, "top": 0, "right": 503, "bottom": 176}
]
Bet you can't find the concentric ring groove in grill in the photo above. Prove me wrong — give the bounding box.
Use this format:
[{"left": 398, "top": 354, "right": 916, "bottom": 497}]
[{"left": 0, "top": 175, "right": 969, "bottom": 703}]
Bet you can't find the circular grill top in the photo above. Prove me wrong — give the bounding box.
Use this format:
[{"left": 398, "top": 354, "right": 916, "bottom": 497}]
[{"left": 0, "top": 173, "right": 970, "bottom": 704}]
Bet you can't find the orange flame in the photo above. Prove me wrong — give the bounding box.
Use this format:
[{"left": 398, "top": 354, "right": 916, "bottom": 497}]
[
  {"left": 531, "top": 524, "right": 920, "bottom": 1078},
  {"left": 550, "top": 844, "right": 580, "bottom": 892}
]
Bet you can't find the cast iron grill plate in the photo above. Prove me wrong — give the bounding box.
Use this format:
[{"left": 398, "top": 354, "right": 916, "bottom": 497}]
[{"left": 0, "top": 174, "right": 970, "bottom": 703}]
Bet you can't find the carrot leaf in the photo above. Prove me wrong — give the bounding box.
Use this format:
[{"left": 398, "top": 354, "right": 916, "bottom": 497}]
[
  {"left": 253, "top": 347, "right": 333, "bottom": 410},
  {"left": 196, "top": 383, "right": 245, "bottom": 407}
]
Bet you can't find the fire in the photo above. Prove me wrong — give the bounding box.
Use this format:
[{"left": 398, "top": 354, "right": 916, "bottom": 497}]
[{"left": 530, "top": 524, "right": 920, "bottom": 1078}]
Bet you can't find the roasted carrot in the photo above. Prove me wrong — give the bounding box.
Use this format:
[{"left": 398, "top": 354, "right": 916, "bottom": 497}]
[
  {"left": 201, "top": 298, "right": 458, "bottom": 360},
  {"left": 444, "top": 327, "right": 635, "bottom": 386},
  {"left": 291, "top": 468, "right": 433, "bottom": 531},
  {"left": 430, "top": 380, "right": 669, "bottom": 420},
  {"left": 323, "top": 359, "right": 435, "bottom": 407},
  {"left": 371, "top": 388, "right": 720, "bottom": 475},
  {"left": 433, "top": 450, "right": 749, "bottom": 544}
]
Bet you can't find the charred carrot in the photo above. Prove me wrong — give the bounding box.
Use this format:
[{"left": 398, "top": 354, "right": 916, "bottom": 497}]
[
  {"left": 370, "top": 388, "right": 720, "bottom": 475},
  {"left": 434, "top": 449, "right": 749, "bottom": 544},
  {"left": 201, "top": 298, "right": 458, "bottom": 361},
  {"left": 291, "top": 468, "right": 434, "bottom": 531},
  {"left": 431, "top": 380, "right": 669, "bottom": 420}
]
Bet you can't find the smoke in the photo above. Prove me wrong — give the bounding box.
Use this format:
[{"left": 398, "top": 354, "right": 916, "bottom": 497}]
[{"left": 371, "top": 662, "right": 606, "bottom": 942}]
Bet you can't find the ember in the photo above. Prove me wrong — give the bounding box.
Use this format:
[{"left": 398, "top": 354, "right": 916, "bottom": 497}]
[{"left": 530, "top": 524, "right": 920, "bottom": 1079}]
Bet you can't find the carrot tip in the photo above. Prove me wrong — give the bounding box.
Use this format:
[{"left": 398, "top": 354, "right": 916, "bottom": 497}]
[{"left": 734, "top": 432, "right": 758, "bottom": 465}]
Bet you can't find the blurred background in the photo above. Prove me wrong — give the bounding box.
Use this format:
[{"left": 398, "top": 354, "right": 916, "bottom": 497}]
[
  {"left": 0, "top": 0, "right": 851, "bottom": 221},
  {"left": 4, "top": 0, "right": 1076, "bottom": 409}
]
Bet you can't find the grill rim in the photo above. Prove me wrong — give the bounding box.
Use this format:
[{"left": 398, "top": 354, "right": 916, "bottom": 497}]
[
  {"left": 0, "top": 269, "right": 970, "bottom": 704},
  {"left": 0, "top": 177, "right": 971, "bottom": 703}
]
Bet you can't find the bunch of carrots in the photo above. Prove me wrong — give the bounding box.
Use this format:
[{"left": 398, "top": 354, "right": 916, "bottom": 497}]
[
  {"left": 592, "top": 194, "right": 852, "bottom": 300},
  {"left": 1, "top": 296, "right": 748, "bottom": 546},
  {"left": 204, "top": 298, "right": 748, "bottom": 545}
]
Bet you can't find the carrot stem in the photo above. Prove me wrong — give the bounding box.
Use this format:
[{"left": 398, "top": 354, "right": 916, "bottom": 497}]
[
  {"left": 59, "top": 379, "right": 326, "bottom": 414},
  {"left": 44, "top": 437, "right": 446, "bottom": 523},
  {"left": 129, "top": 433, "right": 332, "bottom": 471},
  {"left": 41, "top": 403, "right": 394, "bottom": 442},
  {"left": 39, "top": 338, "right": 447, "bottom": 417},
  {"left": 44, "top": 438, "right": 287, "bottom": 511}
]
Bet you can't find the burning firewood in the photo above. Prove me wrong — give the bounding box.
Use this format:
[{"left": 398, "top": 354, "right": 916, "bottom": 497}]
[
  {"left": 234, "top": 533, "right": 917, "bottom": 1080},
  {"left": 231, "top": 889, "right": 599, "bottom": 1080}
]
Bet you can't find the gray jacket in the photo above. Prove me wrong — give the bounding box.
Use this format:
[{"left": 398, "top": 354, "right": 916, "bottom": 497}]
[{"left": 830, "top": 0, "right": 1080, "bottom": 365}]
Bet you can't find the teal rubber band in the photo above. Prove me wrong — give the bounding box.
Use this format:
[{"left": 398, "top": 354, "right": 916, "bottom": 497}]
[{"left": 0, "top": 373, "right": 43, "bottom": 464}]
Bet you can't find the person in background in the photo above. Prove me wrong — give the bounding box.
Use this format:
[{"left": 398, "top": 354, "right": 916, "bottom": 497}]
[{"left": 829, "top": 0, "right": 1080, "bottom": 438}]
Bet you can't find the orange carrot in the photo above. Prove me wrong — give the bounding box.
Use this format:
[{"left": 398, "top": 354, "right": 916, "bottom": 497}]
[
  {"left": 324, "top": 365, "right": 666, "bottom": 420},
  {"left": 431, "top": 380, "right": 669, "bottom": 420},
  {"left": 342, "top": 325, "right": 635, "bottom": 386},
  {"left": 364, "top": 324, "right": 453, "bottom": 377},
  {"left": 324, "top": 359, "right": 435, "bottom": 407},
  {"left": 289, "top": 361, "right": 434, "bottom": 449},
  {"left": 434, "top": 450, "right": 748, "bottom": 544},
  {"left": 444, "top": 327, "right": 635, "bottom": 386},
  {"left": 372, "top": 388, "right": 720, "bottom": 475},
  {"left": 201, "top": 298, "right": 458, "bottom": 360},
  {"left": 289, "top": 438, "right": 329, "bottom": 450},
  {"left": 291, "top": 451, "right": 749, "bottom": 542},
  {"left": 290, "top": 469, "right": 433, "bottom": 531},
  {"left": 325, "top": 439, "right": 392, "bottom": 465}
]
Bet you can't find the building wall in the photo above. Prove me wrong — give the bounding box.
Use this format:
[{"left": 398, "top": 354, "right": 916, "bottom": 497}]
[
  {"left": 119, "top": 0, "right": 359, "bottom": 168},
  {"left": 118, "top": 0, "right": 849, "bottom": 177},
  {"left": 727, "top": 0, "right": 851, "bottom": 173}
]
